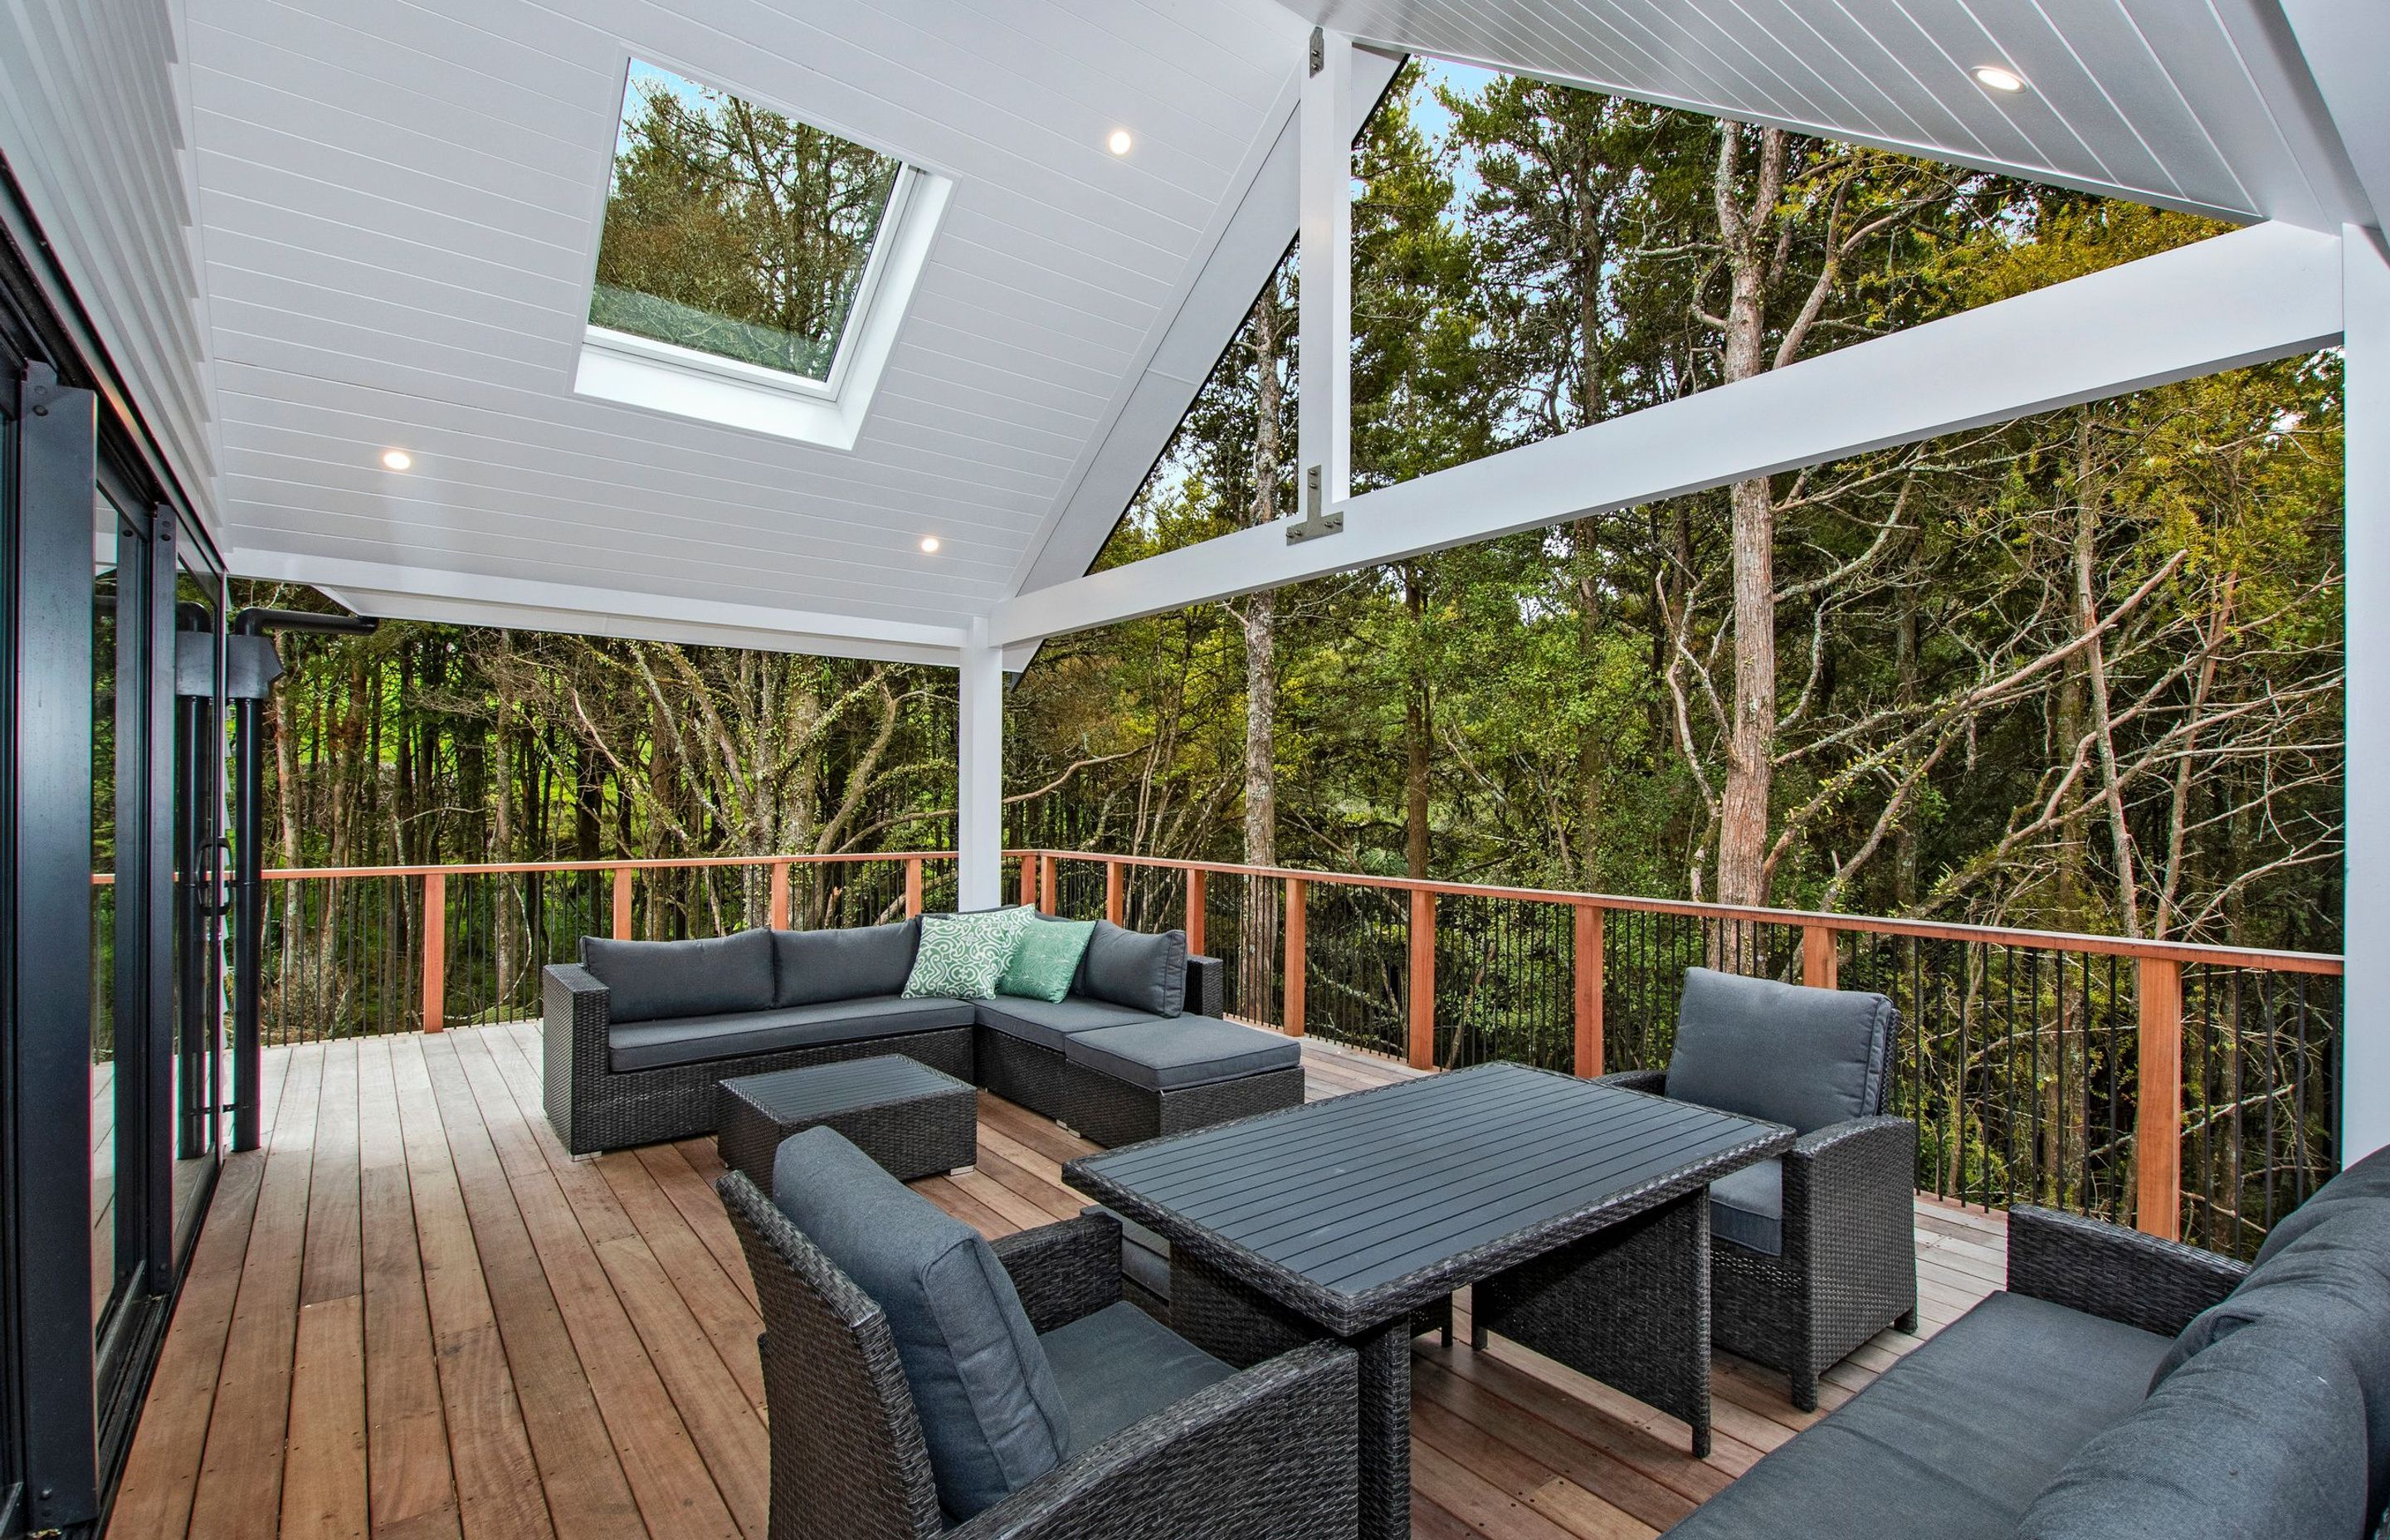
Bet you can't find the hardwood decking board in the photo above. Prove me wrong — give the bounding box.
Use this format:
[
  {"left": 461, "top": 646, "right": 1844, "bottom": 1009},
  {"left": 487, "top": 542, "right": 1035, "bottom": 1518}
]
[
  {"left": 116, "top": 1028, "right": 2004, "bottom": 1540},
  {"left": 187, "top": 1040, "right": 326, "bottom": 1540},
  {"left": 414, "top": 1038, "right": 646, "bottom": 1540},
  {"left": 354, "top": 1036, "right": 461, "bottom": 1540},
  {"left": 385, "top": 1035, "right": 555, "bottom": 1540}
]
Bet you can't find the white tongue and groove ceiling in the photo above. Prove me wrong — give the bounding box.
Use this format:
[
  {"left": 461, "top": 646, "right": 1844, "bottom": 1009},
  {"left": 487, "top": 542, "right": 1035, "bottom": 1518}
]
[
  {"left": 186, "top": 0, "right": 2369, "bottom": 661},
  {"left": 187, "top": 0, "right": 1333, "bottom": 660},
  {"left": 1287, "top": 0, "right": 2367, "bottom": 229}
]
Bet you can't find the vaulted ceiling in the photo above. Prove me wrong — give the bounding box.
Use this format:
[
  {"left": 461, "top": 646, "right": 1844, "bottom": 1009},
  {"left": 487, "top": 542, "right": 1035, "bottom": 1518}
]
[{"left": 152, "top": 0, "right": 2375, "bottom": 661}]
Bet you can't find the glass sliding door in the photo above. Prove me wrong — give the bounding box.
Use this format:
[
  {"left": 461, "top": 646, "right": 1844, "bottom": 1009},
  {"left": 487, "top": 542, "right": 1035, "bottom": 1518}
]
[{"left": 171, "top": 547, "right": 225, "bottom": 1259}]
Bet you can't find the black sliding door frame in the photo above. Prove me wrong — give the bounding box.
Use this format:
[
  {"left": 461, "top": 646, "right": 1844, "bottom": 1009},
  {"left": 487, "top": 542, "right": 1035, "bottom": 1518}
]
[{"left": 5, "top": 361, "right": 100, "bottom": 1532}]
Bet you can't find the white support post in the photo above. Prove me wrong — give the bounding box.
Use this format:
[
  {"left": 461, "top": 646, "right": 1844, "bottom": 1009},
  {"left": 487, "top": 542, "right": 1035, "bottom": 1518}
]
[
  {"left": 956, "top": 621, "right": 1004, "bottom": 911},
  {"left": 1295, "top": 26, "right": 1351, "bottom": 539},
  {"left": 2346, "top": 225, "right": 2390, "bottom": 1162}
]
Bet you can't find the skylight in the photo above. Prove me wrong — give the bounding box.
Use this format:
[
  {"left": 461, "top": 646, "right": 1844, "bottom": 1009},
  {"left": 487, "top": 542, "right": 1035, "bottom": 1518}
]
[{"left": 575, "top": 61, "right": 949, "bottom": 446}]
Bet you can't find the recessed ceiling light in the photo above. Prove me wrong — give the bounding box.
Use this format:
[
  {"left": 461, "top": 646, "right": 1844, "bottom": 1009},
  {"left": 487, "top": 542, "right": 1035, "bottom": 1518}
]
[
  {"left": 1973, "top": 65, "right": 2027, "bottom": 93},
  {"left": 1107, "top": 129, "right": 1134, "bottom": 156},
  {"left": 380, "top": 449, "right": 413, "bottom": 470},
  {"left": 919, "top": 535, "right": 941, "bottom": 553}
]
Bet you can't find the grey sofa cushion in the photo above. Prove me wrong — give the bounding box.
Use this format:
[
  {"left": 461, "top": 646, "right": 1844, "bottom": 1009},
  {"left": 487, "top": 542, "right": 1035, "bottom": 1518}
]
[
  {"left": 1710, "top": 1159, "right": 1783, "bottom": 1257},
  {"left": 2252, "top": 1143, "right": 2390, "bottom": 1269},
  {"left": 1661, "top": 1291, "right": 2168, "bottom": 1540},
  {"left": 2016, "top": 1316, "right": 2370, "bottom": 1540},
  {"left": 1062, "top": 1016, "right": 1300, "bottom": 1091},
  {"left": 580, "top": 928, "right": 775, "bottom": 1024},
  {"left": 771, "top": 919, "right": 919, "bottom": 1007},
  {"left": 1666, "top": 967, "right": 1891, "bottom": 1133},
  {"left": 974, "top": 995, "right": 1153, "bottom": 1054},
  {"left": 771, "top": 1128, "right": 1069, "bottom": 1520},
  {"left": 1080, "top": 921, "right": 1188, "bottom": 1017},
  {"left": 1040, "top": 1299, "right": 1234, "bottom": 1457},
  {"left": 607, "top": 994, "right": 974, "bottom": 1072},
  {"left": 2153, "top": 1213, "right": 2390, "bottom": 1524}
]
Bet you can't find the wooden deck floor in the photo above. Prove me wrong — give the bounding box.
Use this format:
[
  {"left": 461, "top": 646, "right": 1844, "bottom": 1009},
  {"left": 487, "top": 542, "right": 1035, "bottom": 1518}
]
[{"left": 107, "top": 1025, "right": 2004, "bottom": 1540}]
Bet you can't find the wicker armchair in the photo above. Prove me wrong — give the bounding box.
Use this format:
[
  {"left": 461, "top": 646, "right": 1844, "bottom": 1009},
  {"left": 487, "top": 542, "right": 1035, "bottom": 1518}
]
[
  {"left": 716, "top": 1172, "right": 1362, "bottom": 1540},
  {"left": 1590, "top": 970, "right": 1918, "bottom": 1411}
]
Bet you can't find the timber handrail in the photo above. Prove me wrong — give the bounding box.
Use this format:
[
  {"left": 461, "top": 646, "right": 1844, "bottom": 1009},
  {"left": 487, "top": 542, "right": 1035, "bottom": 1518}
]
[{"left": 1026, "top": 850, "right": 2343, "bottom": 976}]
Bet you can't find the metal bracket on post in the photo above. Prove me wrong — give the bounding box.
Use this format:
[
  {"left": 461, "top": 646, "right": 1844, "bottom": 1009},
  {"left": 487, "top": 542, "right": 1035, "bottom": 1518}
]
[
  {"left": 1286, "top": 465, "right": 1344, "bottom": 543},
  {"left": 1309, "top": 25, "right": 1324, "bottom": 75}
]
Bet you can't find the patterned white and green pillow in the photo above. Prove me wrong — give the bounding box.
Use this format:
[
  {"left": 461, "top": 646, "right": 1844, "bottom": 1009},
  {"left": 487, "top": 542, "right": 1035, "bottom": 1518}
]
[{"left": 902, "top": 906, "right": 1036, "bottom": 1000}]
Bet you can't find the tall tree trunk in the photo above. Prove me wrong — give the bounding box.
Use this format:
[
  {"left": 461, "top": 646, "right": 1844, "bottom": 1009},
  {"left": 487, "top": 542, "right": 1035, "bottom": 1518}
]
[
  {"left": 1712, "top": 123, "right": 1787, "bottom": 908},
  {"left": 1239, "top": 285, "right": 1284, "bottom": 1019},
  {"left": 2072, "top": 410, "right": 2142, "bottom": 936}
]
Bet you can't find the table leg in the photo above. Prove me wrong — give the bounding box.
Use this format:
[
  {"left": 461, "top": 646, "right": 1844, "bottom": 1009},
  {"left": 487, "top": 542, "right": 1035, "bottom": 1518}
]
[
  {"left": 1171, "top": 1250, "right": 1414, "bottom": 1539},
  {"left": 1354, "top": 1318, "right": 1413, "bottom": 1540},
  {"left": 1473, "top": 1189, "right": 1714, "bottom": 1456}
]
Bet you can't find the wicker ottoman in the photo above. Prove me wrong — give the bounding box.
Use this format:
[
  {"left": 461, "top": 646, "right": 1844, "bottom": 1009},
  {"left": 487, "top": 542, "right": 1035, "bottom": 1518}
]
[{"left": 716, "top": 1055, "right": 978, "bottom": 1188}]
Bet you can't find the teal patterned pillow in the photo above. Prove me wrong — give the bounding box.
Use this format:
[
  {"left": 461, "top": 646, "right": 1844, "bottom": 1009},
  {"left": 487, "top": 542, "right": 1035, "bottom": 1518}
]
[
  {"left": 998, "top": 918, "right": 1095, "bottom": 1003},
  {"left": 902, "top": 907, "right": 1036, "bottom": 1000}
]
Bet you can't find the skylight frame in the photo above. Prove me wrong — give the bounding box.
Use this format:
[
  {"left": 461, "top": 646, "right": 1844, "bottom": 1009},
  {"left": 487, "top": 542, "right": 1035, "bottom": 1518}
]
[{"left": 571, "top": 56, "right": 948, "bottom": 449}]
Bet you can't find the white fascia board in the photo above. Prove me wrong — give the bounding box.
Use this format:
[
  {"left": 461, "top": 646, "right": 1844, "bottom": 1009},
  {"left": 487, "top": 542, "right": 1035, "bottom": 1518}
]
[
  {"left": 2278, "top": 0, "right": 2390, "bottom": 233},
  {"left": 1004, "top": 46, "right": 1403, "bottom": 598},
  {"left": 232, "top": 550, "right": 965, "bottom": 665},
  {"left": 993, "top": 221, "right": 2344, "bottom": 648}
]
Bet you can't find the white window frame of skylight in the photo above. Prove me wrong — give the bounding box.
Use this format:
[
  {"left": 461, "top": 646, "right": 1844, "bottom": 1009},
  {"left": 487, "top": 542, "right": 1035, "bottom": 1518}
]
[
  {"left": 571, "top": 61, "right": 949, "bottom": 451},
  {"left": 584, "top": 163, "right": 919, "bottom": 403}
]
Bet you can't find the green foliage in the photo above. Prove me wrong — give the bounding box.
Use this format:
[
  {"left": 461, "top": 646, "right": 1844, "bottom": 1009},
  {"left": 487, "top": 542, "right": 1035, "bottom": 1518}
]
[{"left": 593, "top": 65, "right": 900, "bottom": 378}]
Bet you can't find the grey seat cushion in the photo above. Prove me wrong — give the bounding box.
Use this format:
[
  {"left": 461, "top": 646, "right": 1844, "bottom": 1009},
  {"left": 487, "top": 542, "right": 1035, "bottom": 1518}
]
[
  {"left": 772, "top": 1128, "right": 1070, "bottom": 1520},
  {"left": 1062, "top": 1016, "right": 1300, "bottom": 1091},
  {"left": 1710, "top": 1159, "right": 1783, "bottom": 1257},
  {"left": 974, "top": 995, "right": 1154, "bottom": 1054},
  {"left": 1662, "top": 1291, "right": 2169, "bottom": 1540},
  {"left": 607, "top": 994, "right": 974, "bottom": 1072},
  {"left": 1079, "top": 921, "right": 1188, "bottom": 1016},
  {"left": 1040, "top": 1300, "right": 1234, "bottom": 1458},
  {"left": 2016, "top": 1316, "right": 2370, "bottom": 1540},
  {"left": 581, "top": 928, "right": 775, "bottom": 1023},
  {"left": 1666, "top": 966, "right": 1892, "bottom": 1133},
  {"left": 772, "top": 919, "right": 919, "bottom": 1007}
]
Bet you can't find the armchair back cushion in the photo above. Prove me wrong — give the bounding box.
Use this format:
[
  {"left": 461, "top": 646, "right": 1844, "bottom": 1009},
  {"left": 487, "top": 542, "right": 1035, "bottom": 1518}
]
[
  {"left": 2014, "top": 1316, "right": 2369, "bottom": 1539},
  {"left": 771, "top": 1126, "right": 1069, "bottom": 1520},
  {"left": 1665, "top": 967, "right": 1892, "bottom": 1134},
  {"left": 1079, "top": 920, "right": 1188, "bottom": 1017},
  {"left": 578, "top": 928, "right": 774, "bottom": 1024},
  {"left": 771, "top": 919, "right": 919, "bottom": 1008}
]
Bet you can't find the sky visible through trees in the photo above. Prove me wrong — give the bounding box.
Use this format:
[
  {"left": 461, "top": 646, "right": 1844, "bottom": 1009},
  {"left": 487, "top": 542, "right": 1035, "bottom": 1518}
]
[{"left": 254, "top": 62, "right": 2344, "bottom": 959}]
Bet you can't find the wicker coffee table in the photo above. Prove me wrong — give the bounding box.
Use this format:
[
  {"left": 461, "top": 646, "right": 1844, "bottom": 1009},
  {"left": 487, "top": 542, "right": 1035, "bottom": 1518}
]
[{"left": 717, "top": 1055, "right": 977, "bottom": 1188}]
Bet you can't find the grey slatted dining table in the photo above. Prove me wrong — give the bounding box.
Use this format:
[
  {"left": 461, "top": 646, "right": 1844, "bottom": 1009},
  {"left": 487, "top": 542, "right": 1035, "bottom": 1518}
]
[{"left": 1064, "top": 1060, "right": 1793, "bottom": 1540}]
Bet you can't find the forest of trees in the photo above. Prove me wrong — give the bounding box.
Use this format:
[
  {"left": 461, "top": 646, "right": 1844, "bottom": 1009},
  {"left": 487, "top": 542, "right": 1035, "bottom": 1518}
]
[{"left": 254, "top": 65, "right": 2344, "bottom": 958}]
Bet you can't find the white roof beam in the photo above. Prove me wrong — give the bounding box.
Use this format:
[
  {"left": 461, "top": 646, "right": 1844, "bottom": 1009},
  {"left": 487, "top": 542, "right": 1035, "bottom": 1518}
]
[
  {"left": 993, "top": 220, "right": 2344, "bottom": 648},
  {"left": 235, "top": 551, "right": 967, "bottom": 665},
  {"left": 2277, "top": 0, "right": 2390, "bottom": 232}
]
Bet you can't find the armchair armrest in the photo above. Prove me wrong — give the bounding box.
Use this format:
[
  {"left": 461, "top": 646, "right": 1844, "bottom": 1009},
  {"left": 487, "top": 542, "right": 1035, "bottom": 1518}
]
[
  {"left": 1781, "top": 1115, "right": 1916, "bottom": 1259},
  {"left": 542, "top": 962, "right": 613, "bottom": 1153},
  {"left": 1183, "top": 953, "right": 1224, "bottom": 1018},
  {"left": 2007, "top": 1206, "right": 2247, "bottom": 1338},
  {"left": 950, "top": 1340, "right": 1360, "bottom": 1540},
  {"left": 1596, "top": 1068, "right": 1668, "bottom": 1094},
  {"left": 991, "top": 1210, "right": 1123, "bottom": 1333}
]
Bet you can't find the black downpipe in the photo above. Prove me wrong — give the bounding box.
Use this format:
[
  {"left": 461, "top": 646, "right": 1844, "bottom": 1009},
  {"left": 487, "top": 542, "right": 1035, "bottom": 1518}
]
[{"left": 228, "top": 607, "right": 375, "bottom": 1152}]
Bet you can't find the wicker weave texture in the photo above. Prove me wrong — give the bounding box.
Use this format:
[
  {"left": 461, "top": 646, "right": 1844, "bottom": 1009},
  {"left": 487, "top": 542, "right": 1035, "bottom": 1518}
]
[
  {"left": 2006, "top": 1205, "right": 2249, "bottom": 1337},
  {"left": 719, "top": 1172, "right": 1363, "bottom": 1540},
  {"left": 716, "top": 1065, "right": 978, "bottom": 1188}
]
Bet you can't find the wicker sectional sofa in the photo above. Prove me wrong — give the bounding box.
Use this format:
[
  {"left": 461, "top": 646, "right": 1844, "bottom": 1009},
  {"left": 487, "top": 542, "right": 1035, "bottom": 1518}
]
[
  {"left": 1662, "top": 1144, "right": 2390, "bottom": 1540},
  {"left": 541, "top": 916, "right": 1304, "bottom": 1156}
]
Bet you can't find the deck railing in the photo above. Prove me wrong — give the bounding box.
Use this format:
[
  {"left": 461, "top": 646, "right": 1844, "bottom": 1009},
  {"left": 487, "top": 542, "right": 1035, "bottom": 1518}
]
[
  {"left": 1025, "top": 852, "right": 2342, "bottom": 1260},
  {"left": 151, "top": 849, "right": 2340, "bottom": 1260}
]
